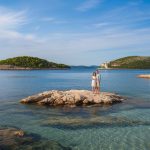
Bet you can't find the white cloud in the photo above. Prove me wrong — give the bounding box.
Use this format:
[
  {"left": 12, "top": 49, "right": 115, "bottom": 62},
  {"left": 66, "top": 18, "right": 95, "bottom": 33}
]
[
  {"left": 0, "top": 7, "right": 27, "bottom": 29},
  {"left": 77, "top": 0, "right": 102, "bottom": 11},
  {"left": 96, "top": 4, "right": 150, "bottom": 25},
  {"left": 0, "top": 3, "right": 150, "bottom": 65},
  {"left": 0, "top": 26, "right": 150, "bottom": 65},
  {"left": 0, "top": 7, "right": 41, "bottom": 57},
  {"left": 55, "top": 29, "right": 150, "bottom": 51}
]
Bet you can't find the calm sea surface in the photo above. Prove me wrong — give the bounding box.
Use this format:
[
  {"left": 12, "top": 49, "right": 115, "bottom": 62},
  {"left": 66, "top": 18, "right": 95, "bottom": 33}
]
[{"left": 0, "top": 68, "right": 150, "bottom": 150}]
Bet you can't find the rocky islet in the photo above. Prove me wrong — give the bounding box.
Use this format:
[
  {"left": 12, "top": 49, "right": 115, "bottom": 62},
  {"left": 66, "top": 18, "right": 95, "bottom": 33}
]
[{"left": 20, "top": 90, "right": 124, "bottom": 107}]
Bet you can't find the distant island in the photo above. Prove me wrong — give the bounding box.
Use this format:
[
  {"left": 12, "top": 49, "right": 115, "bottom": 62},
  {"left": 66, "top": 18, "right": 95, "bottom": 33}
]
[
  {"left": 0, "top": 56, "right": 70, "bottom": 70},
  {"left": 100, "top": 56, "right": 150, "bottom": 69}
]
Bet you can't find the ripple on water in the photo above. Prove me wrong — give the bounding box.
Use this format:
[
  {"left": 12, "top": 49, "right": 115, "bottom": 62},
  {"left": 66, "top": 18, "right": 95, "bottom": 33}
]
[{"left": 0, "top": 98, "right": 150, "bottom": 149}]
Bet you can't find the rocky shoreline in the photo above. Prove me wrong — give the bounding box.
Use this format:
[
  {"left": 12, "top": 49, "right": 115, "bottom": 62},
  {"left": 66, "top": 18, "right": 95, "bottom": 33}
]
[
  {"left": 0, "top": 65, "right": 69, "bottom": 70},
  {"left": 20, "top": 90, "right": 124, "bottom": 106},
  {"left": 137, "top": 74, "right": 150, "bottom": 79}
]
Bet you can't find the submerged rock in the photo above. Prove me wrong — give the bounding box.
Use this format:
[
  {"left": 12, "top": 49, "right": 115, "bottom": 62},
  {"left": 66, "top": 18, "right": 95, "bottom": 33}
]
[
  {"left": 20, "top": 90, "right": 124, "bottom": 106},
  {"left": 41, "top": 116, "right": 150, "bottom": 130},
  {"left": 0, "top": 127, "right": 71, "bottom": 150}
]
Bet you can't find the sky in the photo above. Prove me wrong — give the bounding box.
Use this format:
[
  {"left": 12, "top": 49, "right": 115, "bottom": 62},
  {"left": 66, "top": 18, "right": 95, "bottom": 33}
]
[{"left": 0, "top": 0, "right": 150, "bottom": 65}]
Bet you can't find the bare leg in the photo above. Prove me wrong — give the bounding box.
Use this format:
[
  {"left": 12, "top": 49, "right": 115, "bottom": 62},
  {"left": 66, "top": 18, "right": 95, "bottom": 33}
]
[
  {"left": 97, "top": 87, "right": 100, "bottom": 94},
  {"left": 98, "top": 87, "right": 100, "bottom": 94},
  {"left": 98, "top": 86, "right": 100, "bottom": 94},
  {"left": 94, "top": 87, "right": 96, "bottom": 94},
  {"left": 92, "top": 87, "right": 94, "bottom": 94},
  {"left": 95, "top": 87, "right": 98, "bottom": 94}
]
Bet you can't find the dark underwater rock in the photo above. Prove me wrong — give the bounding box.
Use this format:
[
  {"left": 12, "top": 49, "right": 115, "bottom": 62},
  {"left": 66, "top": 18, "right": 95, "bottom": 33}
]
[
  {"left": 40, "top": 116, "right": 150, "bottom": 130},
  {"left": 0, "top": 127, "right": 71, "bottom": 150}
]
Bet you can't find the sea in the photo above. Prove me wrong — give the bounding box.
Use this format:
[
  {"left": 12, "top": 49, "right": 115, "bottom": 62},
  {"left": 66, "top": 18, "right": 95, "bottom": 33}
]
[{"left": 0, "top": 67, "right": 150, "bottom": 150}]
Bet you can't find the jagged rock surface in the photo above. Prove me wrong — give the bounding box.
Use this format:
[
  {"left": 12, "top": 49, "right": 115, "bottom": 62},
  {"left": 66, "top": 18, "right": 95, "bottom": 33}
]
[{"left": 20, "top": 90, "right": 124, "bottom": 106}]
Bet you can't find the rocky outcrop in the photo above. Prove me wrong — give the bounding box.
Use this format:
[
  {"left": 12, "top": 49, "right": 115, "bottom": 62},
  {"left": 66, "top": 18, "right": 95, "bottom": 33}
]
[
  {"left": 137, "top": 74, "right": 150, "bottom": 79},
  {"left": 20, "top": 90, "right": 124, "bottom": 106}
]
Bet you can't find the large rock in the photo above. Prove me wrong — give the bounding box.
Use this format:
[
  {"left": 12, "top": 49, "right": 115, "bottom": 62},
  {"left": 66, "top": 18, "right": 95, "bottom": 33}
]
[{"left": 20, "top": 90, "right": 124, "bottom": 106}]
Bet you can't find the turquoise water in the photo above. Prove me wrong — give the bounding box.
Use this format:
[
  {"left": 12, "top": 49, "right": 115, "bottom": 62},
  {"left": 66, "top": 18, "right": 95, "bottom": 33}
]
[{"left": 0, "top": 68, "right": 150, "bottom": 150}]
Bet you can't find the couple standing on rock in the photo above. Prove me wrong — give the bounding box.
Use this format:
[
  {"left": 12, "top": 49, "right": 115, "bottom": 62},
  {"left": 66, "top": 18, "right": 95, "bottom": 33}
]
[{"left": 91, "top": 70, "right": 101, "bottom": 94}]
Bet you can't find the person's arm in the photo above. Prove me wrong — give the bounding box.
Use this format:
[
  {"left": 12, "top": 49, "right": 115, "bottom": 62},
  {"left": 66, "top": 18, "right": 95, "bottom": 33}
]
[{"left": 97, "top": 75, "right": 100, "bottom": 82}]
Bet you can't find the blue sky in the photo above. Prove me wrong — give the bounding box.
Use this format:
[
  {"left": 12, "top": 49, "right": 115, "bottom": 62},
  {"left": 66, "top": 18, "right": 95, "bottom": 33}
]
[{"left": 0, "top": 0, "right": 150, "bottom": 65}]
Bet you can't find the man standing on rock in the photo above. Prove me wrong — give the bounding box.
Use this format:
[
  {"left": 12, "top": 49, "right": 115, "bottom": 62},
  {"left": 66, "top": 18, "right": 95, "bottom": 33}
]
[{"left": 96, "top": 70, "right": 101, "bottom": 94}]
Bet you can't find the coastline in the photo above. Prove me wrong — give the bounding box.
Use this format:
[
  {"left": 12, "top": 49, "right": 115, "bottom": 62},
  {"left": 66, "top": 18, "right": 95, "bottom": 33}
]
[
  {"left": 0, "top": 65, "right": 70, "bottom": 70},
  {"left": 0, "top": 68, "right": 70, "bottom": 70}
]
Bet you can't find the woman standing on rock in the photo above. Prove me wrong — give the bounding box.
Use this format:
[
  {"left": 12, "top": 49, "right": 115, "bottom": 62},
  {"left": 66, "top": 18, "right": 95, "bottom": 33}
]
[{"left": 91, "top": 72, "right": 97, "bottom": 94}]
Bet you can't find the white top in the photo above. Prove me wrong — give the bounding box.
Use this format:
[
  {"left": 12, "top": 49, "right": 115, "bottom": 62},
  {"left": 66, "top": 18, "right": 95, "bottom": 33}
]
[{"left": 91, "top": 76, "right": 96, "bottom": 87}]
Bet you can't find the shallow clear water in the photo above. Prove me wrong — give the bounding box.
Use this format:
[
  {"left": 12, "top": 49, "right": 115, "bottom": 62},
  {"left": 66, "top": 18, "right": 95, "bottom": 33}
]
[{"left": 0, "top": 68, "right": 150, "bottom": 150}]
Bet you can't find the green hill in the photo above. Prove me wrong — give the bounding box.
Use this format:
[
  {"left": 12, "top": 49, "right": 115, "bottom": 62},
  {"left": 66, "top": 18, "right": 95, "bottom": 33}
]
[
  {"left": 108, "top": 56, "right": 150, "bottom": 69},
  {"left": 0, "top": 56, "right": 70, "bottom": 69}
]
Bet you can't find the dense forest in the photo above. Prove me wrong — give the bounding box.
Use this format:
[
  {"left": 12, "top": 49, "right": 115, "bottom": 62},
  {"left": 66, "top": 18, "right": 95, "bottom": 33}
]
[
  {"left": 108, "top": 56, "right": 150, "bottom": 69},
  {"left": 0, "top": 56, "right": 70, "bottom": 69}
]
